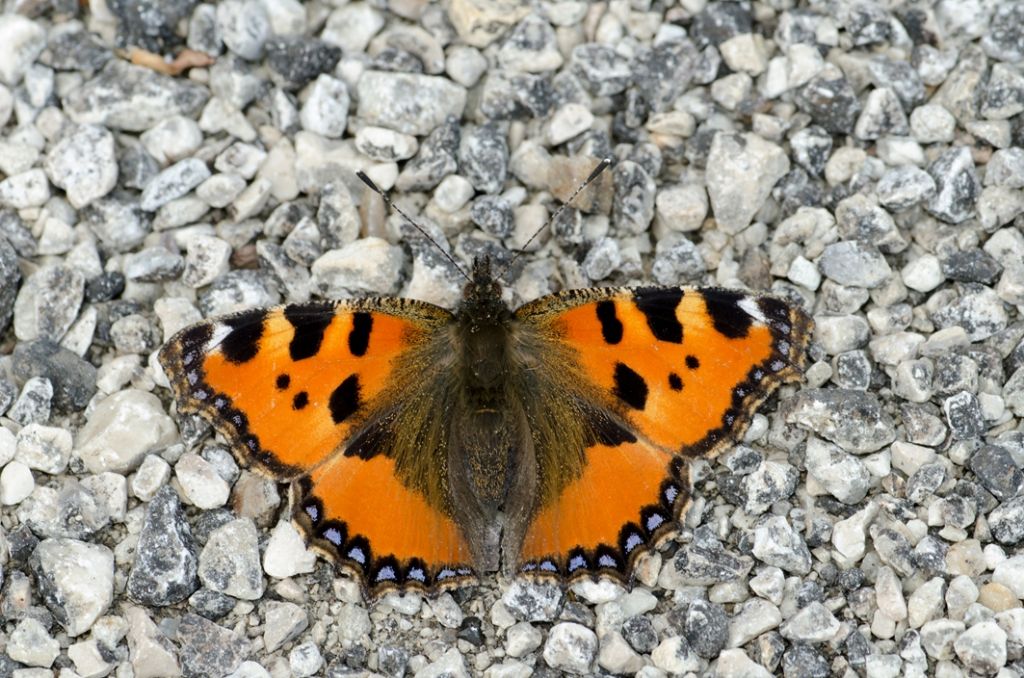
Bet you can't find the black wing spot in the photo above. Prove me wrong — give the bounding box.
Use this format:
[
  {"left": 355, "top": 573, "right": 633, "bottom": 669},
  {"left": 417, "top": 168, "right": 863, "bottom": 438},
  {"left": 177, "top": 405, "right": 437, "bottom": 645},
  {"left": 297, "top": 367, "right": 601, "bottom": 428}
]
[
  {"left": 634, "top": 287, "right": 684, "bottom": 343},
  {"left": 668, "top": 373, "right": 683, "bottom": 391},
  {"left": 285, "top": 302, "right": 334, "bottom": 361},
  {"left": 349, "top": 312, "right": 373, "bottom": 357},
  {"left": 220, "top": 309, "right": 267, "bottom": 364},
  {"left": 704, "top": 289, "right": 751, "bottom": 339},
  {"left": 686, "top": 355, "right": 700, "bottom": 370},
  {"left": 276, "top": 374, "right": 290, "bottom": 390},
  {"left": 329, "top": 375, "right": 361, "bottom": 424},
  {"left": 596, "top": 300, "right": 623, "bottom": 345},
  {"left": 292, "top": 391, "right": 309, "bottom": 410},
  {"left": 612, "top": 363, "right": 648, "bottom": 410},
  {"left": 179, "top": 324, "right": 213, "bottom": 351}
]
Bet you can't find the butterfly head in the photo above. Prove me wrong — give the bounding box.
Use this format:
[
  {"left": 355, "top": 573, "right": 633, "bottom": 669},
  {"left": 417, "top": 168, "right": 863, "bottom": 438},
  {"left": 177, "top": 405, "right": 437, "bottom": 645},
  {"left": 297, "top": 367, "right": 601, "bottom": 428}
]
[{"left": 459, "top": 256, "right": 509, "bottom": 325}]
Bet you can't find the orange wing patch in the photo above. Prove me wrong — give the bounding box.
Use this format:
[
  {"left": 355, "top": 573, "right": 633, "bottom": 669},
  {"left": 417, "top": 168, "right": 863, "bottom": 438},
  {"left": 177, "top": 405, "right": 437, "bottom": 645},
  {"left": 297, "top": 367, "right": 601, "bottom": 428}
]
[
  {"left": 294, "top": 453, "right": 474, "bottom": 593},
  {"left": 519, "top": 439, "right": 684, "bottom": 579},
  {"left": 159, "top": 299, "right": 475, "bottom": 594},
  {"left": 515, "top": 287, "right": 811, "bottom": 582}
]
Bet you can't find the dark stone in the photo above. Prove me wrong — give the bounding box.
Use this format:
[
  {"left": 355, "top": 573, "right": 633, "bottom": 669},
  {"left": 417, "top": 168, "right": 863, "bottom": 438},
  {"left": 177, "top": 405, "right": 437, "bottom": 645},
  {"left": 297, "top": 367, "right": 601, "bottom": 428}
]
[
  {"left": 621, "top": 615, "right": 658, "bottom": 653},
  {"left": 12, "top": 340, "right": 97, "bottom": 414},
  {"left": 631, "top": 40, "right": 698, "bottom": 113},
  {"left": 44, "top": 25, "right": 113, "bottom": 75},
  {"left": 119, "top": 145, "right": 161, "bottom": 190},
  {"left": 266, "top": 38, "right": 342, "bottom": 90},
  {"left": 843, "top": 3, "right": 895, "bottom": 46},
  {"left": 188, "top": 589, "right": 236, "bottom": 620},
  {"left": 982, "top": 2, "right": 1024, "bottom": 61},
  {"left": 396, "top": 116, "right": 460, "bottom": 192},
  {"left": 796, "top": 71, "right": 862, "bottom": 134},
  {"left": 943, "top": 391, "right": 986, "bottom": 440},
  {"left": 690, "top": 2, "right": 752, "bottom": 47},
  {"left": 789, "top": 125, "right": 833, "bottom": 176},
  {"left": 783, "top": 643, "right": 830, "bottom": 678},
  {"left": 942, "top": 250, "right": 1003, "bottom": 285},
  {"left": 833, "top": 351, "right": 872, "bottom": 390},
  {"left": 177, "top": 613, "right": 250, "bottom": 678},
  {"left": 7, "top": 525, "right": 39, "bottom": 565},
  {"left": 478, "top": 71, "right": 554, "bottom": 120},
  {"left": 109, "top": 0, "right": 200, "bottom": 51},
  {"left": 571, "top": 43, "right": 631, "bottom": 97},
  {"left": 469, "top": 196, "right": 514, "bottom": 238},
  {"left": 376, "top": 646, "right": 409, "bottom": 678},
  {"left": 0, "top": 236, "right": 19, "bottom": 335},
  {"left": 85, "top": 272, "right": 126, "bottom": 303},
  {"left": 968, "top": 444, "right": 1023, "bottom": 500},
  {"left": 458, "top": 124, "right": 508, "bottom": 194},
  {"left": 681, "top": 599, "right": 728, "bottom": 658},
  {"left": 456, "top": 616, "right": 484, "bottom": 646},
  {"left": 126, "top": 486, "right": 199, "bottom": 606}
]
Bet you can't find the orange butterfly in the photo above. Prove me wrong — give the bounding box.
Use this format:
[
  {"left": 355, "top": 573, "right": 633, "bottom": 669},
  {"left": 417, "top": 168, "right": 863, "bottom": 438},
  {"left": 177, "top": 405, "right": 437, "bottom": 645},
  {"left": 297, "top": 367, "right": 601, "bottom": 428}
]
[{"left": 159, "top": 173, "right": 811, "bottom": 598}]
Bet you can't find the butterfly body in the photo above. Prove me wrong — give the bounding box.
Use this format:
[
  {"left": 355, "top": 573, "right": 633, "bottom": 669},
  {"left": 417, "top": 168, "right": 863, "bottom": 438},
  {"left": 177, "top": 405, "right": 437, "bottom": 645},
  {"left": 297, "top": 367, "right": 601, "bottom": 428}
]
[{"left": 159, "top": 256, "right": 811, "bottom": 597}]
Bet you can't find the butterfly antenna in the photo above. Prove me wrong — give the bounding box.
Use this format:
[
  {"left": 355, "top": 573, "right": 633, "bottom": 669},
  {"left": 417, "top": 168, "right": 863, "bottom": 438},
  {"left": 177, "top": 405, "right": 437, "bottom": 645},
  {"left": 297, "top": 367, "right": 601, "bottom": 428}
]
[
  {"left": 356, "top": 171, "right": 471, "bottom": 282},
  {"left": 499, "top": 158, "right": 612, "bottom": 278}
]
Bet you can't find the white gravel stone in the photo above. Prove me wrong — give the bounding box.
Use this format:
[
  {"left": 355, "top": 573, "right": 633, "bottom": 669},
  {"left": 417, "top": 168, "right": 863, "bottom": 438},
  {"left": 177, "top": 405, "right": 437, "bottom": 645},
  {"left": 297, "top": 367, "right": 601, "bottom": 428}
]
[
  {"left": 0, "top": 168, "right": 50, "bottom": 208},
  {"left": 262, "top": 519, "right": 317, "bottom": 579},
  {"left": 354, "top": 126, "right": 418, "bottom": 162},
  {"left": 543, "top": 622, "right": 597, "bottom": 674},
  {"left": 705, "top": 132, "right": 789, "bottom": 234},
  {"left": 16, "top": 423, "right": 72, "bottom": 474},
  {"left": 33, "top": 538, "right": 115, "bottom": 636},
  {"left": 805, "top": 436, "right": 871, "bottom": 504},
  {"left": 547, "top": 103, "right": 593, "bottom": 145},
  {"left": 300, "top": 74, "right": 350, "bottom": 138},
  {"left": 598, "top": 630, "right": 644, "bottom": 674},
  {"left": 655, "top": 183, "right": 708, "bottom": 233},
  {"left": 182, "top": 234, "right": 232, "bottom": 288},
  {"left": 44, "top": 125, "right": 118, "bottom": 209},
  {"left": 0, "top": 15, "right": 45, "bottom": 86},
  {"left": 140, "top": 158, "right": 211, "bottom": 212},
  {"left": 356, "top": 71, "right": 467, "bottom": 136},
  {"left": 954, "top": 620, "right": 1007, "bottom": 674},
  {"left": 901, "top": 253, "right": 944, "bottom": 292},
  {"left": 0, "top": 459, "right": 35, "bottom": 505},
  {"left": 728, "top": 598, "right": 782, "bottom": 647},
  {"left": 75, "top": 389, "right": 177, "bottom": 474},
  {"left": 140, "top": 115, "right": 204, "bottom": 165},
  {"left": 198, "top": 518, "right": 265, "bottom": 600},
  {"left": 715, "top": 648, "right": 773, "bottom": 677},
  {"left": 780, "top": 601, "right": 840, "bottom": 643},
  {"left": 7, "top": 617, "right": 59, "bottom": 667},
  {"left": 175, "top": 452, "right": 230, "bottom": 509},
  {"left": 311, "top": 237, "right": 404, "bottom": 296},
  {"left": 505, "top": 621, "right": 543, "bottom": 658}
]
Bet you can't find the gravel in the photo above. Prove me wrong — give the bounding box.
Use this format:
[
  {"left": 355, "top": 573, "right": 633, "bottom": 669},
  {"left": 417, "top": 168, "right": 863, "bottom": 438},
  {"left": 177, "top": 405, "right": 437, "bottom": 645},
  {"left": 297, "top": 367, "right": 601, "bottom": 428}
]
[{"left": 0, "top": 1, "right": 1023, "bottom": 676}]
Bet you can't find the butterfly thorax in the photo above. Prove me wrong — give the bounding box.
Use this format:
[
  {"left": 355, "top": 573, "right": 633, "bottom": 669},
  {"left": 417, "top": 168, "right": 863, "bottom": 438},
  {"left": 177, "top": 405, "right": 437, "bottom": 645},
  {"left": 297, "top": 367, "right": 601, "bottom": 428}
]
[{"left": 455, "top": 257, "right": 515, "bottom": 404}]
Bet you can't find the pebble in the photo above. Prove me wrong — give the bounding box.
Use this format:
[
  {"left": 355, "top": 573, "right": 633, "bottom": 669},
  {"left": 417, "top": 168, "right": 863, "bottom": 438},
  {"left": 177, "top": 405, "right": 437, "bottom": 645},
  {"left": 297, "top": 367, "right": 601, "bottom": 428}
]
[
  {"left": 12, "top": 339, "right": 96, "bottom": 413},
  {"left": 783, "top": 388, "right": 896, "bottom": 453},
  {"left": 357, "top": 71, "right": 466, "bottom": 136},
  {"left": 44, "top": 124, "right": 118, "bottom": 209},
  {"left": 543, "top": 622, "right": 597, "bottom": 674},
  {"left": 140, "top": 158, "right": 211, "bottom": 212},
  {"left": 198, "top": 518, "right": 265, "bottom": 600},
  {"left": 311, "top": 237, "right": 403, "bottom": 297},
  {"left": 779, "top": 601, "right": 840, "bottom": 643},
  {"left": 705, "top": 132, "right": 789, "bottom": 234},
  {"left": 14, "top": 263, "right": 85, "bottom": 340},
  {"left": 502, "top": 579, "right": 562, "bottom": 622},
  {"left": 126, "top": 484, "right": 197, "bottom": 606},
  {"left": 63, "top": 61, "right": 209, "bottom": 131},
  {"left": 176, "top": 452, "right": 231, "bottom": 509},
  {"left": 7, "top": 617, "right": 59, "bottom": 668},
  {"left": 752, "top": 515, "right": 813, "bottom": 575},
  {"left": 31, "top": 537, "right": 114, "bottom": 635},
  {"left": 262, "top": 519, "right": 317, "bottom": 579},
  {"left": 818, "top": 240, "right": 892, "bottom": 288},
  {"left": 8, "top": 376, "right": 53, "bottom": 425},
  {"left": 926, "top": 147, "right": 981, "bottom": 224},
  {"left": 75, "top": 389, "right": 177, "bottom": 474},
  {"left": 805, "top": 436, "right": 871, "bottom": 504},
  {"left": 300, "top": 74, "right": 349, "bottom": 138},
  {"left": 289, "top": 642, "right": 323, "bottom": 677},
  {"left": 953, "top": 620, "right": 1007, "bottom": 674},
  {"left": 0, "top": 460, "right": 34, "bottom": 505},
  {"left": 177, "top": 612, "right": 250, "bottom": 677}
]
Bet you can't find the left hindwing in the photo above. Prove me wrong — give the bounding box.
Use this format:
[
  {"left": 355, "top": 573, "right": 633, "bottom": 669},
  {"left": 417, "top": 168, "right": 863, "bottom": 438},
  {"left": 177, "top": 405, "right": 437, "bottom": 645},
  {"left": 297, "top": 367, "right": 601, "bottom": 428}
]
[{"left": 512, "top": 286, "right": 811, "bottom": 580}]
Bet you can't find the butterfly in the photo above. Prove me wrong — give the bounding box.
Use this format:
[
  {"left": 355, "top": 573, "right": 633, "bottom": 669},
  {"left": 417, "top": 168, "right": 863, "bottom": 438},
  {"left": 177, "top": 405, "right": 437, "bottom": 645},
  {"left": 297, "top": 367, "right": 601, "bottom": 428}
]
[{"left": 158, "top": 172, "right": 812, "bottom": 598}]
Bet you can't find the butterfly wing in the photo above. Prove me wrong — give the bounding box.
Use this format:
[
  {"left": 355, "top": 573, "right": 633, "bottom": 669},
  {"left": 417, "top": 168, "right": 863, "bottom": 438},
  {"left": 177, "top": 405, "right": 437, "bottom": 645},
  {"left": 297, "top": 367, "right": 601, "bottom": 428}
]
[
  {"left": 512, "top": 287, "right": 811, "bottom": 580},
  {"left": 158, "top": 299, "right": 475, "bottom": 595}
]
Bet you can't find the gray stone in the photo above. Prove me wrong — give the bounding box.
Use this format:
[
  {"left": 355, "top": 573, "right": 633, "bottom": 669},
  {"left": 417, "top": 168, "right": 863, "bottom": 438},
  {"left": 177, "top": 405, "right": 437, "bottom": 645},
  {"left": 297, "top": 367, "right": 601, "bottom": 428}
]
[
  {"left": 356, "top": 71, "right": 467, "bottom": 136},
  {"left": 62, "top": 60, "right": 208, "bottom": 131},
  {"left": 926, "top": 147, "right": 981, "bottom": 224},
  {"left": 705, "top": 132, "right": 789, "bottom": 234},
  {"left": 44, "top": 125, "right": 118, "bottom": 209},
  {"left": 127, "top": 486, "right": 198, "bottom": 606},
  {"left": 31, "top": 538, "right": 114, "bottom": 636}
]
